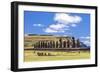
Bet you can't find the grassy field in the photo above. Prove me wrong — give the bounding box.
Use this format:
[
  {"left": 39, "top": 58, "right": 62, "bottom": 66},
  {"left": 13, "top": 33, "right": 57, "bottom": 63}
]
[{"left": 24, "top": 50, "right": 90, "bottom": 62}]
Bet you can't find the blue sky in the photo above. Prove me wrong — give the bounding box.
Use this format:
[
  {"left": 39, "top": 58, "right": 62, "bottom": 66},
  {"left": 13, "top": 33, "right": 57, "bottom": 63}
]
[{"left": 24, "top": 11, "right": 90, "bottom": 46}]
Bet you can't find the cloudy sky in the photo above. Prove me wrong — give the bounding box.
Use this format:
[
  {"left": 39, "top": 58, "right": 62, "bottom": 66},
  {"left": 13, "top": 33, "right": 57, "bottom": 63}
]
[{"left": 24, "top": 11, "right": 90, "bottom": 46}]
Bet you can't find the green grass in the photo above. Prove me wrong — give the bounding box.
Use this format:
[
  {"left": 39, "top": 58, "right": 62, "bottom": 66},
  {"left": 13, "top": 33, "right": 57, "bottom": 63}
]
[{"left": 24, "top": 50, "right": 90, "bottom": 62}]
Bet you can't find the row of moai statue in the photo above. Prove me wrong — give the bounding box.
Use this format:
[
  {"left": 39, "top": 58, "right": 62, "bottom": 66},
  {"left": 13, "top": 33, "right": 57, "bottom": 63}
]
[{"left": 33, "top": 37, "right": 80, "bottom": 49}]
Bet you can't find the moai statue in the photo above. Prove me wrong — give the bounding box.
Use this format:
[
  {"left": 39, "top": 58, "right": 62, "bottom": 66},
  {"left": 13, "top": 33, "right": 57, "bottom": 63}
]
[
  {"left": 42, "top": 41, "right": 44, "bottom": 48},
  {"left": 69, "top": 38, "right": 73, "bottom": 48},
  {"left": 56, "top": 41, "right": 59, "bottom": 48},
  {"left": 67, "top": 39, "right": 70, "bottom": 48},
  {"left": 46, "top": 41, "right": 48, "bottom": 48},
  {"left": 52, "top": 41, "right": 55, "bottom": 48},
  {"left": 76, "top": 39, "right": 80, "bottom": 48},
  {"left": 37, "top": 42, "right": 39, "bottom": 48},
  {"left": 35, "top": 42, "right": 38, "bottom": 48},
  {"left": 47, "top": 41, "right": 49, "bottom": 48},
  {"left": 51, "top": 41, "right": 54, "bottom": 48},
  {"left": 48, "top": 42, "right": 50, "bottom": 48},
  {"left": 33, "top": 44, "right": 35, "bottom": 49},
  {"left": 39, "top": 41, "right": 40, "bottom": 48},
  {"left": 59, "top": 38, "right": 62, "bottom": 48},
  {"left": 44, "top": 41, "right": 46, "bottom": 48},
  {"left": 38, "top": 41, "right": 40, "bottom": 48},
  {"left": 50, "top": 41, "right": 52, "bottom": 48},
  {"left": 44, "top": 41, "right": 47, "bottom": 48},
  {"left": 45, "top": 41, "right": 48, "bottom": 48},
  {"left": 41, "top": 41, "right": 43, "bottom": 48},
  {"left": 63, "top": 41, "right": 66, "bottom": 48},
  {"left": 72, "top": 37, "right": 75, "bottom": 48},
  {"left": 70, "top": 39, "right": 73, "bottom": 48}
]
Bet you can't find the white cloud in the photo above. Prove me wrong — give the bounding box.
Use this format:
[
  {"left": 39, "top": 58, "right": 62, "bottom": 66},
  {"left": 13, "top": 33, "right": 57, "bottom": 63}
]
[
  {"left": 54, "top": 13, "right": 82, "bottom": 24},
  {"left": 44, "top": 26, "right": 66, "bottom": 33},
  {"left": 44, "top": 28, "right": 58, "bottom": 33},
  {"left": 33, "top": 24, "right": 43, "bottom": 27},
  {"left": 80, "top": 36, "right": 90, "bottom": 39},
  {"left": 71, "top": 24, "right": 77, "bottom": 27},
  {"left": 44, "top": 13, "right": 82, "bottom": 33},
  {"left": 44, "top": 23, "right": 69, "bottom": 33},
  {"left": 49, "top": 24, "right": 67, "bottom": 30}
]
